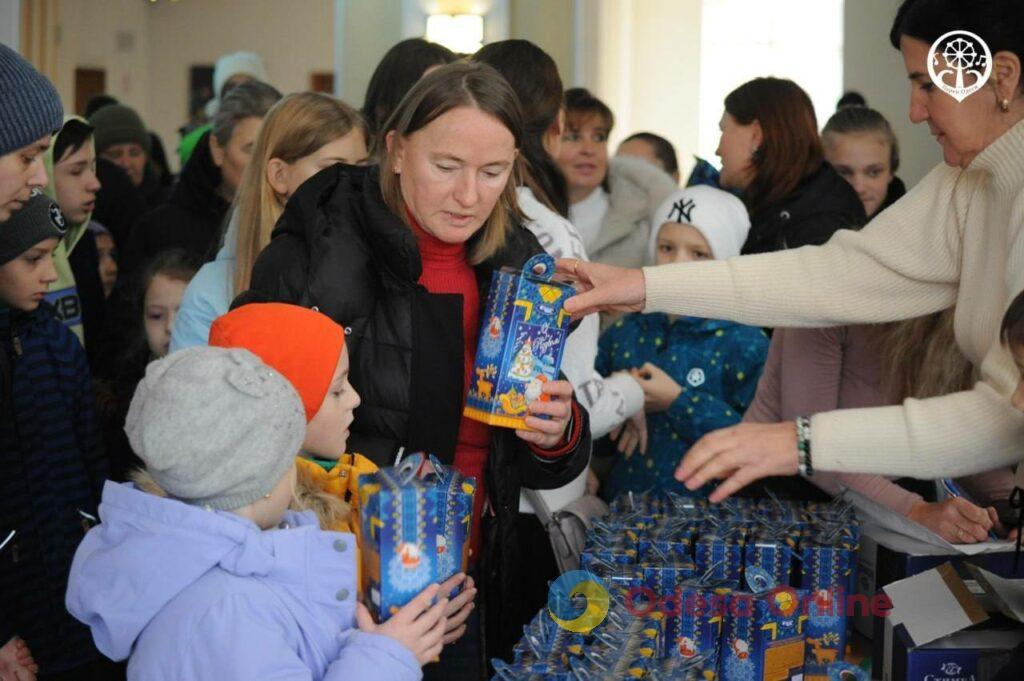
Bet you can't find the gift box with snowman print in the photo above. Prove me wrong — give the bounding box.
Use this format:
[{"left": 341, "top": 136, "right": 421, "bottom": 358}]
[{"left": 358, "top": 454, "right": 475, "bottom": 620}]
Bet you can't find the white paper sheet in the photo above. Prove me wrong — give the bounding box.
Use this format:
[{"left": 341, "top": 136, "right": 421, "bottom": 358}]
[{"left": 841, "top": 486, "right": 1013, "bottom": 555}]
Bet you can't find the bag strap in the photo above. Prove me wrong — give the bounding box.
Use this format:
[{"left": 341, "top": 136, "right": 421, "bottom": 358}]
[
  {"left": 523, "top": 487, "right": 556, "bottom": 528},
  {"left": 524, "top": 488, "right": 576, "bottom": 573}
]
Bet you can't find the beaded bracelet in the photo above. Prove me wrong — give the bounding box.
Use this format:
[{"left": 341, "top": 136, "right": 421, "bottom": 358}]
[{"left": 796, "top": 416, "right": 813, "bottom": 477}]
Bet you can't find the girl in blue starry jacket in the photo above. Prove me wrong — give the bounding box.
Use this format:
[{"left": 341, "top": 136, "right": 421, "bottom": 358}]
[{"left": 596, "top": 186, "right": 768, "bottom": 499}]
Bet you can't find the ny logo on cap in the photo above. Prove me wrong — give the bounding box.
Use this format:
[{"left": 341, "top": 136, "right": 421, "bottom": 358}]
[{"left": 669, "top": 198, "right": 696, "bottom": 223}]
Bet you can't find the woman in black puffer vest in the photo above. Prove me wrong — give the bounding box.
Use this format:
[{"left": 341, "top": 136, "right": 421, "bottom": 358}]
[{"left": 239, "top": 63, "right": 591, "bottom": 680}]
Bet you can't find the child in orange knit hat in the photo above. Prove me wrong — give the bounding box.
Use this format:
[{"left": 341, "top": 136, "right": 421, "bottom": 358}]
[
  {"left": 209, "top": 301, "right": 366, "bottom": 531},
  {"left": 208, "top": 302, "right": 476, "bottom": 646}
]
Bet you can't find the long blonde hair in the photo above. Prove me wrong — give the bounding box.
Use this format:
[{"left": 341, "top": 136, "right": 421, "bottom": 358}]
[
  {"left": 378, "top": 62, "right": 526, "bottom": 265},
  {"left": 233, "top": 92, "right": 365, "bottom": 296},
  {"left": 875, "top": 308, "right": 974, "bottom": 401}
]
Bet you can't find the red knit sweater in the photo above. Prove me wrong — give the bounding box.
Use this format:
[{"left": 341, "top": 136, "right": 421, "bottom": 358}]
[{"left": 411, "top": 221, "right": 491, "bottom": 559}]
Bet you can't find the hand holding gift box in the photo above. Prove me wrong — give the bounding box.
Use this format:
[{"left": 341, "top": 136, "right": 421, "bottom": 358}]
[
  {"left": 465, "top": 254, "right": 574, "bottom": 435},
  {"left": 358, "top": 453, "right": 476, "bottom": 621}
]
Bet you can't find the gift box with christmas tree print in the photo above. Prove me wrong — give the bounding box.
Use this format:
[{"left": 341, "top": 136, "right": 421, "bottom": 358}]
[{"left": 464, "top": 253, "right": 574, "bottom": 429}]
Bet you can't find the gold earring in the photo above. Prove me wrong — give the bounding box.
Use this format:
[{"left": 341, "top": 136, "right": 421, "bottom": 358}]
[
  {"left": 263, "top": 492, "right": 272, "bottom": 499},
  {"left": 1001, "top": 98, "right": 1011, "bottom": 112}
]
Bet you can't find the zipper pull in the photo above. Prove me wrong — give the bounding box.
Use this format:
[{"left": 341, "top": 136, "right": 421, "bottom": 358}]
[{"left": 12, "top": 334, "right": 21, "bottom": 357}]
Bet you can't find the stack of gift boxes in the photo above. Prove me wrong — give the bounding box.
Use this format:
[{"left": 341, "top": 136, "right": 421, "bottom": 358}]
[{"left": 492, "top": 491, "right": 863, "bottom": 680}]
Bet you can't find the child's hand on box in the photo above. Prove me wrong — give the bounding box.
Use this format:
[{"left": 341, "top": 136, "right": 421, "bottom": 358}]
[
  {"left": 356, "top": 583, "right": 448, "bottom": 666},
  {"left": 517, "top": 379, "right": 574, "bottom": 449},
  {"left": 632, "top": 363, "right": 682, "bottom": 412},
  {"left": 438, "top": 573, "right": 477, "bottom": 644}
]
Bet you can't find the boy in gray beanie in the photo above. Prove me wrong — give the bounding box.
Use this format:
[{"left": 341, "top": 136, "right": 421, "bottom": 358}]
[
  {"left": 1, "top": 191, "right": 108, "bottom": 677},
  {"left": 0, "top": 44, "right": 64, "bottom": 222}
]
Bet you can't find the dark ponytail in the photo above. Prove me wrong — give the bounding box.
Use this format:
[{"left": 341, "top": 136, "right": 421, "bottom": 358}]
[{"left": 473, "top": 40, "right": 570, "bottom": 217}]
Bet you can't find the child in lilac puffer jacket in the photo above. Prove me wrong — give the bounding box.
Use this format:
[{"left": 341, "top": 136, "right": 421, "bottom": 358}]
[{"left": 66, "top": 346, "right": 447, "bottom": 680}]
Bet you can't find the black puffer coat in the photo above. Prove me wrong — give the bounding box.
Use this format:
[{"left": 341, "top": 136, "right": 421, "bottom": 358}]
[
  {"left": 242, "top": 163, "right": 591, "bottom": 655},
  {"left": 120, "top": 131, "right": 229, "bottom": 277},
  {"left": 742, "top": 162, "right": 867, "bottom": 255}
]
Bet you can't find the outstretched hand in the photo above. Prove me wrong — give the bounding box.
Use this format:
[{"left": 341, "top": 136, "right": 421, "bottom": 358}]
[
  {"left": 555, "top": 259, "right": 646, "bottom": 319},
  {"left": 676, "top": 421, "right": 800, "bottom": 502}
]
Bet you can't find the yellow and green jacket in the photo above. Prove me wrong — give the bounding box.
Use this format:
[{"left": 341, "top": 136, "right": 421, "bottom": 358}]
[{"left": 42, "top": 115, "right": 93, "bottom": 347}]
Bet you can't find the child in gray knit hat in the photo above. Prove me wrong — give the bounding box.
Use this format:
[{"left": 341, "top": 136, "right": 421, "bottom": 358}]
[
  {"left": 0, "top": 44, "right": 64, "bottom": 222},
  {"left": 67, "top": 345, "right": 449, "bottom": 679}
]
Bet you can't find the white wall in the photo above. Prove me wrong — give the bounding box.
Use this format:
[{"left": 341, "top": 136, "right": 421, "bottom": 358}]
[
  {"left": 334, "top": 0, "right": 575, "bottom": 110},
  {"left": 54, "top": 0, "right": 334, "bottom": 171},
  {"left": 53, "top": 0, "right": 150, "bottom": 120},
  {"left": 145, "top": 0, "right": 334, "bottom": 170},
  {"left": 573, "top": 0, "right": 703, "bottom": 179},
  {"left": 843, "top": 0, "right": 942, "bottom": 187},
  {"left": 42, "top": 0, "right": 934, "bottom": 185},
  {"left": 335, "top": 0, "right": 405, "bottom": 106},
  {"left": 0, "top": 0, "right": 20, "bottom": 49}
]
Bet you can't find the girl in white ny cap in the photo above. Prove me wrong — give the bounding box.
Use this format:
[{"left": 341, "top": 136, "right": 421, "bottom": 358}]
[{"left": 595, "top": 186, "right": 769, "bottom": 499}]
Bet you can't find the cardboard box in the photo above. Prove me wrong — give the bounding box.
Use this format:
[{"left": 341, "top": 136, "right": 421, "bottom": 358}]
[
  {"left": 876, "top": 561, "right": 1024, "bottom": 680},
  {"left": 858, "top": 522, "right": 1024, "bottom": 641},
  {"left": 886, "top": 626, "right": 1024, "bottom": 681},
  {"left": 464, "top": 253, "right": 573, "bottom": 429}
]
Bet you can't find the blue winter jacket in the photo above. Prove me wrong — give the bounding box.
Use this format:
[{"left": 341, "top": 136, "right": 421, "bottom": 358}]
[
  {"left": 169, "top": 216, "right": 236, "bottom": 352},
  {"left": 0, "top": 302, "right": 106, "bottom": 674},
  {"left": 67, "top": 481, "right": 421, "bottom": 681},
  {"left": 596, "top": 313, "right": 768, "bottom": 499}
]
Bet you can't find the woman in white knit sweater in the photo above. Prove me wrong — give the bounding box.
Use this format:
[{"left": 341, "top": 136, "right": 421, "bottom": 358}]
[{"left": 557, "top": 0, "right": 1024, "bottom": 521}]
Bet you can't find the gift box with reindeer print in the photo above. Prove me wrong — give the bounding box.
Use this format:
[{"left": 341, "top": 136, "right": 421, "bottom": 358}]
[{"left": 464, "top": 253, "right": 573, "bottom": 429}]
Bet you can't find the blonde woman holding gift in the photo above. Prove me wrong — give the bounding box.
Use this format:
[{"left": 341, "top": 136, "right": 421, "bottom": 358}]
[{"left": 240, "top": 62, "right": 591, "bottom": 675}]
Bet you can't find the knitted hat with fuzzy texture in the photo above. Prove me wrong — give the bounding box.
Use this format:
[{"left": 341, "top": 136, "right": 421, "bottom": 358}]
[
  {"left": 88, "top": 104, "right": 151, "bottom": 156},
  {"left": 125, "top": 346, "right": 305, "bottom": 511},
  {"left": 0, "top": 44, "right": 63, "bottom": 157},
  {"left": 209, "top": 303, "right": 346, "bottom": 422}
]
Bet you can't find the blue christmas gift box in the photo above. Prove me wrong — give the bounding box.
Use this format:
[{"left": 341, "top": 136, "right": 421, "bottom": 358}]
[
  {"left": 694, "top": 527, "right": 745, "bottom": 588},
  {"left": 720, "top": 589, "right": 809, "bottom": 681},
  {"left": 464, "top": 253, "right": 573, "bottom": 429},
  {"left": 358, "top": 454, "right": 475, "bottom": 620},
  {"left": 799, "top": 540, "right": 854, "bottom": 681},
  {"left": 664, "top": 583, "right": 730, "bottom": 680},
  {"left": 423, "top": 455, "right": 476, "bottom": 590},
  {"left": 744, "top": 534, "right": 796, "bottom": 590}
]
